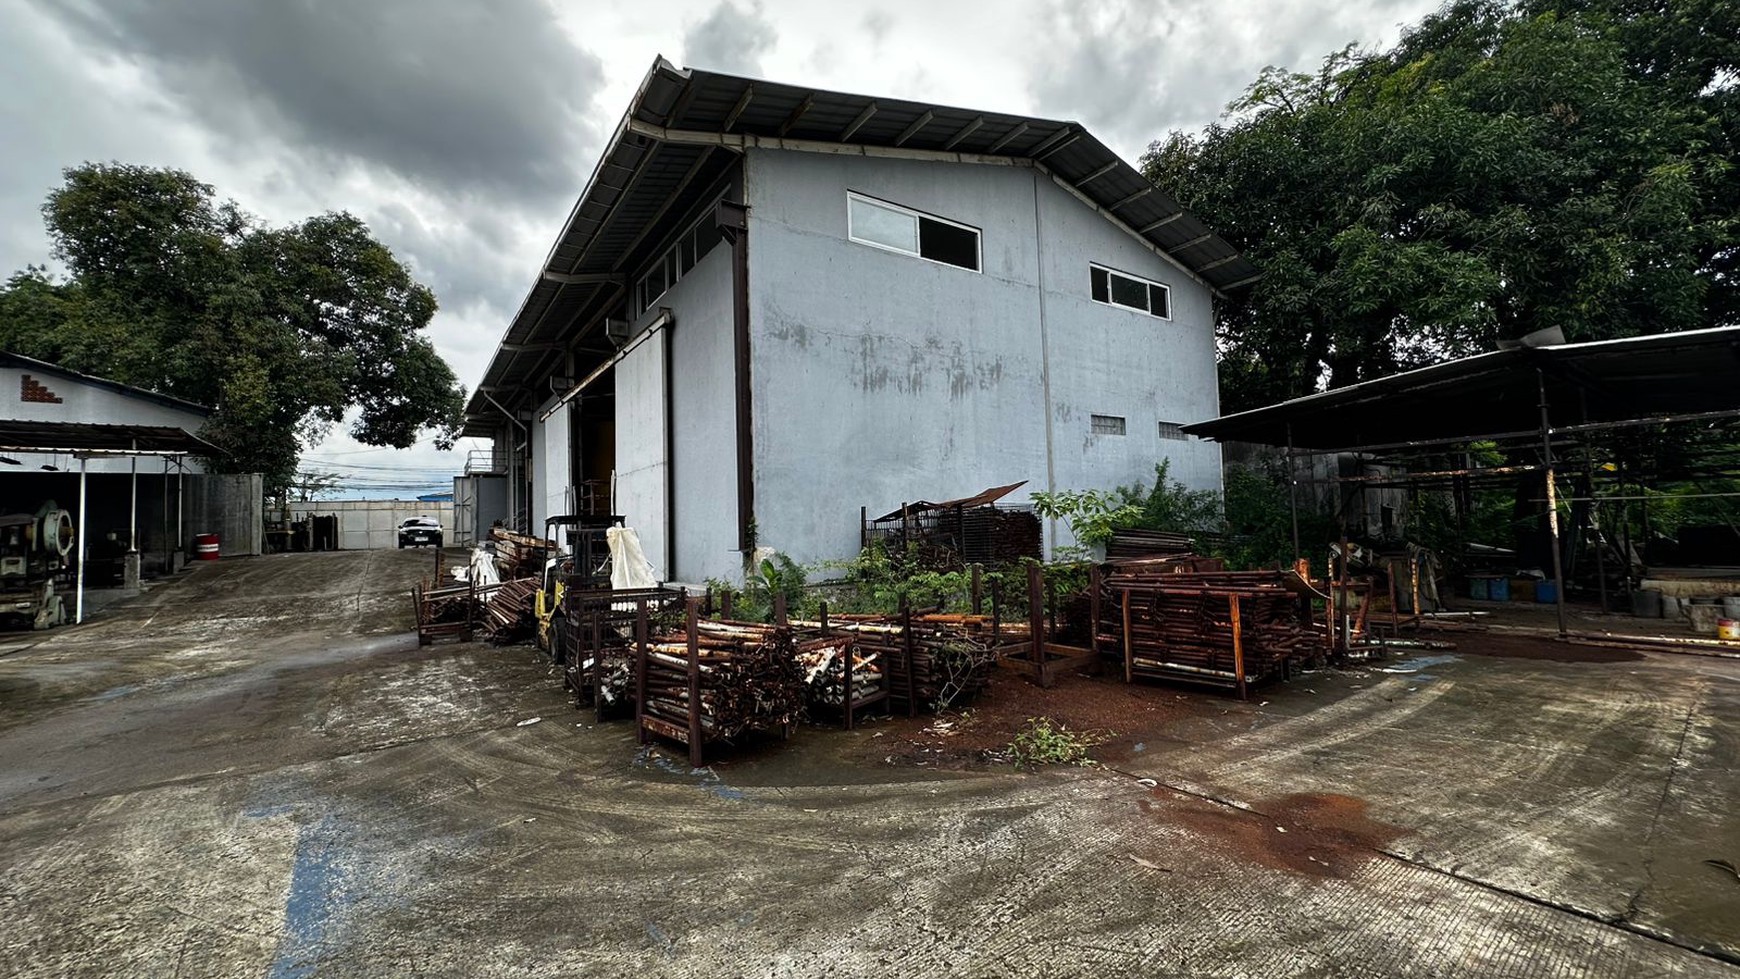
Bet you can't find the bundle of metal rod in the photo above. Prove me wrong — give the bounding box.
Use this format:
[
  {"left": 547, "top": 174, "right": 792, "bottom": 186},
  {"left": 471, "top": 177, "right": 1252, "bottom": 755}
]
[
  {"left": 488, "top": 528, "right": 553, "bottom": 580},
  {"left": 636, "top": 615, "right": 806, "bottom": 764},
  {"left": 803, "top": 616, "right": 998, "bottom": 714},
  {"left": 794, "top": 636, "right": 885, "bottom": 710},
  {"left": 1099, "top": 570, "right": 1321, "bottom": 697},
  {"left": 563, "top": 586, "right": 688, "bottom": 718},
  {"left": 483, "top": 577, "right": 540, "bottom": 642},
  {"left": 1105, "top": 528, "right": 1198, "bottom": 561}
]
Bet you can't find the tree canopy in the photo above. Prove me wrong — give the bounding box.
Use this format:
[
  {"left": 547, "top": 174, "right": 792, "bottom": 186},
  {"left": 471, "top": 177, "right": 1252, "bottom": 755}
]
[
  {"left": 0, "top": 163, "right": 464, "bottom": 492},
  {"left": 1146, "top": 0, "right": 1737, "bottom": 412}
]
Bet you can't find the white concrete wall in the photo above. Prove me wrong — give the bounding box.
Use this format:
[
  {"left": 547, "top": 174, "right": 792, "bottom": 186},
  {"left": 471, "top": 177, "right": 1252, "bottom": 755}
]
[
  {"left": 0, "top": 364, "right": 210, "bottom": 475},
  {"left": 744, "top": 149, "right": 1221, "bottom": 566},
  {"left": 288, "top": 500, "right": 454, "bottom": 550},
  {"left": 617, "top": 223, "right": 739, "bottom": 583},
  {"left": 614, "top": 326, "right": 669, "bottom": 579},
  {"left": 534, "top": 400, "right": 572, "bottom": 548}
]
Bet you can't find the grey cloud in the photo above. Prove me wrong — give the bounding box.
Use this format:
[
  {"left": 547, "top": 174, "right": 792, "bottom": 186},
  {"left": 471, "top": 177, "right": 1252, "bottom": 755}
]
[
  {"left": 45, "top": 0, "right": 606, "bottom": 209},
  {"left": 862, "top": 10, "right": 894, "bottom": 44},
  {"left": 682, "top": 2, "right": 776, "bottom": 76},
  {"left": 1030, "top": 0, "right": 1428, "bottom": 157}
]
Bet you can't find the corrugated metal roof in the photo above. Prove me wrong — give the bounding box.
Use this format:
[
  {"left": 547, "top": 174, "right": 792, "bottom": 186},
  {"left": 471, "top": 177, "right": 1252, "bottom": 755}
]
[
  {"left": 1180, "top": 327, "right": 1740, "bottom": 450},
  {"left": 465, "top": 58, "right": 1258, "bottom": 435},
  {"left": 0, "top": 421, "right": 219, "bottom": 455}
]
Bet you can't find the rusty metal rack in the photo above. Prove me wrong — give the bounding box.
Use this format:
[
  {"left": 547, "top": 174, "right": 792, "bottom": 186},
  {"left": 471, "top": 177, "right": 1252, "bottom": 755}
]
[
  {"left": 634, "top": 600, "right": 806, "bottom": 767},
  {"left": 804, "top": 600, "right": 1000, "bottom": 717},
  {"left": 786, "top": 601, "right": 890, "bottom": 730},
  {"left": 994, "top": 562, "right": 1101, "bottom": 689},
  {"left": 561, "top": 585, "right": 688, "bottom": 720},
  {"left": 1098, "top": 565, "right": 1324, "bottom": 698},
  {"left": 412, "top": 580, "right": 479, "bottom": 646}
]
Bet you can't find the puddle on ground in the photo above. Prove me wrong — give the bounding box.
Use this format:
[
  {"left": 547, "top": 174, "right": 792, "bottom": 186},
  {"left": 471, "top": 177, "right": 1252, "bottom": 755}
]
[{"left": 632, "top": 745, "right": 745, "bottom": 801}]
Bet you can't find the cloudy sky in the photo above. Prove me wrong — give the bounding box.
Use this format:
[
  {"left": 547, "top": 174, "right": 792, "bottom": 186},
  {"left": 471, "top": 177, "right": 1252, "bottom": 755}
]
[{"left": 0, "top": 0, "right": 1437, "bottom": 497}]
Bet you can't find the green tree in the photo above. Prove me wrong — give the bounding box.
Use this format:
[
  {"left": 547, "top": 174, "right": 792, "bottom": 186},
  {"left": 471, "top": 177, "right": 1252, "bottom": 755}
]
[
  {"left": 0, "top": 163, "right": 464, "bottom": 492},
  {"left": 1146, "top": 0, "right": 1736, "bottom": 412}
]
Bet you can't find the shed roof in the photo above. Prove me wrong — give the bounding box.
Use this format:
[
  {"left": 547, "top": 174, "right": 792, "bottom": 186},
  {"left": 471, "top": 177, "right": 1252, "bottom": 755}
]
[
  {"left": 1180, "top": 327, "right": 1740, "bottom": 451},
  {"left": 464, "top": 58, "right": 1256, "bottom": 436},
  {"left": 0, "top": 421, "right": 219, "bottom": 457}
]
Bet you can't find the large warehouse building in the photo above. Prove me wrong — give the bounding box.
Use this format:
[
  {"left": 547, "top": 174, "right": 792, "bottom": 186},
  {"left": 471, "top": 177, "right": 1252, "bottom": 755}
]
[{"left": 463, "top": 59, "right": 1254, "bottom": 583}]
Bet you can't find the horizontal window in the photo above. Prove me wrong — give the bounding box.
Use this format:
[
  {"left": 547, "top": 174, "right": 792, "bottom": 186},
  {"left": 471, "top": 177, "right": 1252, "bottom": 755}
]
[
  {"left": 1158, "top": 421, "right": 1187, "bottom": 440},
  {"left": 636, "top": 202, "right": 726, "bottom": 314},
  {"left": 848, "top": 192, "right": 980, "bottom": 272},
  {"left": 1090, "top": 264, "right": 1170, "bottom": 319},
  {"left": 1090, "top": 414, "right": 1126, "bottom": 436}
]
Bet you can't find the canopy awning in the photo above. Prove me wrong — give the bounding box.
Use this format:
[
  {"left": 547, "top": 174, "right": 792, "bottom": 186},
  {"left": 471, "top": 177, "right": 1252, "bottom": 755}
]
[
  {"left": 1182, "top": 327, "right": 1740, "bottom": 451},
  {"left": 0, "top": 421, "right": 219, "bottom": 457}
]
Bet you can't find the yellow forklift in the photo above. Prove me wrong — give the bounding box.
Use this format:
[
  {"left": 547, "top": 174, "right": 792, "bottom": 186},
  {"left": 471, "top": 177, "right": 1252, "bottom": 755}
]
[{"left": 534, "top": 514, "right": 620, "bottom": 661}]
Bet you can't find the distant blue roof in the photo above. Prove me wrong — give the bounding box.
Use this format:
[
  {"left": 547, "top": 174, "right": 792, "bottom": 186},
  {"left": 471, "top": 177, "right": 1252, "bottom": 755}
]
[{"left": 416, "top": 492, "right": 453, "bottom": 502}]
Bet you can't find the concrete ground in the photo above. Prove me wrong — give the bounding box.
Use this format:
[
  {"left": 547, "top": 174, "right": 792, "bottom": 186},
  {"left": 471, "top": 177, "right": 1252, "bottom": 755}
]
[{"left": 0, "top": 551, "right": 1736, "bottom": 978}]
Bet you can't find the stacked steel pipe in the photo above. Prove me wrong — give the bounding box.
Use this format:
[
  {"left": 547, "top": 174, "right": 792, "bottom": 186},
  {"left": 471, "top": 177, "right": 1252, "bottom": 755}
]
[
  {"left": 636, "top": 612, "right": 807, "bottom": 765},
  {"left": 818, "top": 613, "right": 999, "bottom": 713},
  {"left": 1100, "top": 563, "right": 1320, "bottom": 697},
  {"left": 483, "top": 577, "right": 540, "bottom": 642},
  {"left": 794, "top": 636, "right": 883, "bottom": 709},
  {"left": 489, "top": 528, "right": 552, "bottom": 580}
]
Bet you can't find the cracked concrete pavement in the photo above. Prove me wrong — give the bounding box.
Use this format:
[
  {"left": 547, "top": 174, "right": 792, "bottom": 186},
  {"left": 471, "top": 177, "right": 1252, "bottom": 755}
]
[{"left": 0, "top": 550, "right": 1736, "bottom": 977}]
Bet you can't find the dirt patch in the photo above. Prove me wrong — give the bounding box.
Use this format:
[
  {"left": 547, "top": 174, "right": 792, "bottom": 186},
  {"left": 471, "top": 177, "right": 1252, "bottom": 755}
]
[
  {"left": 1140, "top": 790, "right": 1408, "bottom": 879},
  {"left": 849, "top": 669, "right": 1233, "bottom": 768},
  {"left": 1456, "top": 633, "right": 1644, "bottom": 663}
]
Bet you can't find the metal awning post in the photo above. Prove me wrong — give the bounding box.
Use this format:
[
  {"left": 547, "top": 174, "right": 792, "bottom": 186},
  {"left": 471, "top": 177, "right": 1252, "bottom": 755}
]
[
  {"left": 176, "top": 458, "right": 184, "bottom": 564},
  {"left": 1286, "top": 424, "right": 1301, "bottom": 562},
  {"left": 75, "top": 457, "right": 87, "bottom": 625},
  {"left": 162, "top": 457, "right": 170, "bottom": 574},
  {"left": 129, "top": 439, "right": 138, "bottom": 553},
  {"left": 1538, "top": 369, "right": 1568, "bottom": 638}
]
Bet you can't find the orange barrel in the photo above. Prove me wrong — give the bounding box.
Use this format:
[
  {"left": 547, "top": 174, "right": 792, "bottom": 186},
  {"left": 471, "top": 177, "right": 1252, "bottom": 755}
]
[
  {"left": 194, "top": 533, "right": 221, "bottom": 561},
  {"left": 1719, "top": 618, "right": 1740, "bottom": 641}
]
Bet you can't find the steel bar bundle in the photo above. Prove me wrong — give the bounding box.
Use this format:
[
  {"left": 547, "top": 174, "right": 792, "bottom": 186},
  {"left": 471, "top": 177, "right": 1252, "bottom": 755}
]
[
  {"left": 1105, "top": 528, "right": 1198, "bottom": 561},
  {"left": 489, "top": 528, "right": 552, "bottom": 580},
  {"left": 563, "top": 586, "right": 688, "bottom": 719},
  {"left": 483, "top": 577, "right": 540, "bottom": 643},
  {"left": 635, "top": 604, "right": 806, "bottom": 766},
  {"left": 807, "top": 611, "right": 998, "bottom": 714}
]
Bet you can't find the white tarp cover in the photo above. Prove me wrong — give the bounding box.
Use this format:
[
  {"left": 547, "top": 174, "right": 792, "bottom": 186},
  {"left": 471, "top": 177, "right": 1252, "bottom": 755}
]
[
  {"left": 607, "top": 526, "right": 657, "bottom": 589},
  {"left": 469, "top": 547, "right": 501, "bottom": 586}
]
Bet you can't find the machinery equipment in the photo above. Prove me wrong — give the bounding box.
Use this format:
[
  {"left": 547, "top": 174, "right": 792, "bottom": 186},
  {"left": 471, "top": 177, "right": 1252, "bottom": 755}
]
[
  {"left": 535, "top": 514, "right": 620, "bottom": 657},
  {"left": 0, "top": 501, "right": 75, "bottom": 630}
]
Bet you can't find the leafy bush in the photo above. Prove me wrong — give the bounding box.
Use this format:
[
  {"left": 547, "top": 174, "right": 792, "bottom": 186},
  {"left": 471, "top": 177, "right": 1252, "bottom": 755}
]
[
  {"left": 1114, "top": 459, "right": 1223, "bottom": 535},
  {"left": 1030, "top": 489, "right": 1140, "bottom": 555},
  {"left": 1007, "top": 716, "right": 1110, "bottom": 768}
]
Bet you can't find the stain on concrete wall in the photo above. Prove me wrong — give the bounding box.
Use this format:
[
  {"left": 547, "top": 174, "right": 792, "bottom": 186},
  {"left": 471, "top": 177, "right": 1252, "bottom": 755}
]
[{"left": 744, "top": 149, "right": 1221, "bottom": 567}]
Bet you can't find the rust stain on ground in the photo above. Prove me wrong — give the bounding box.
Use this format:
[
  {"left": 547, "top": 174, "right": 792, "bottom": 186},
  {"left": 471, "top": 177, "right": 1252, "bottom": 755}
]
[{"left": 1147, "top": 791, "right": 1407, "bottom": 879}]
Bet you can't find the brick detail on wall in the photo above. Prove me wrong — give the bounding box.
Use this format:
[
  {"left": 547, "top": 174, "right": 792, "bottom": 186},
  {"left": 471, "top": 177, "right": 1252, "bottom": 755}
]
[{"left": 21, "top": 375, "right": 63, "bottom": 404}]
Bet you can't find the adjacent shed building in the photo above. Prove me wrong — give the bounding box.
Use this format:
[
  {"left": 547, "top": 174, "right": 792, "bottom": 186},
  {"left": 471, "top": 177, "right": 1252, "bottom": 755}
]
[
  {"left": 465, "top": 59, "right": 1254, "bottom": 582},
  {"left": 0, "top": 352, "right": 262, "bottom": 579}
]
